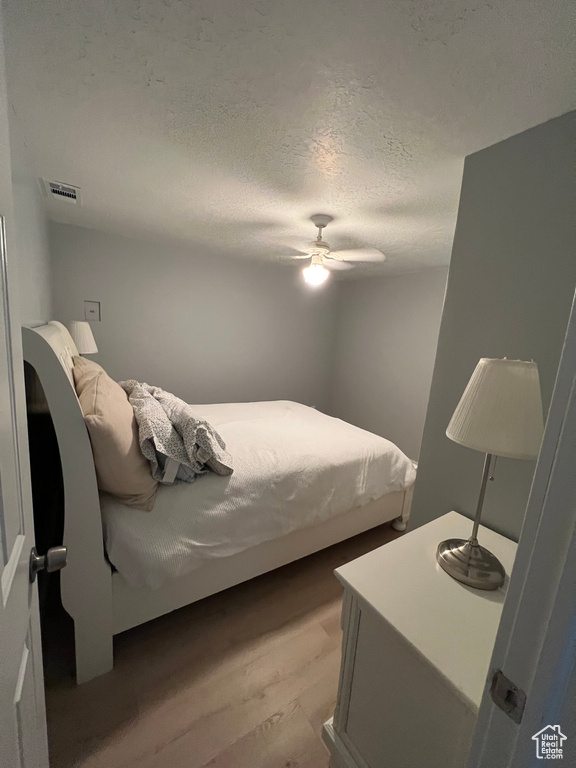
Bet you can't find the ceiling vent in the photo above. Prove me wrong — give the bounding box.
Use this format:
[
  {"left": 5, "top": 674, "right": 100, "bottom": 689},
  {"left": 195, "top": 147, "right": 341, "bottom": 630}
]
[{"left": 42, "top": 180, "right": 81, "bottom": 205}]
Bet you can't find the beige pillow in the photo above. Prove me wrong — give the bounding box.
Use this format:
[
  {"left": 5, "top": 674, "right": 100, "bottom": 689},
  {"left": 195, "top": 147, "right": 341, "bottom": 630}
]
[
  {"left": 73, "top": 356, "right": 158, "bottom": 511},
  {"left": 72, "top": 355, "right": 105, "bottom": 388}
]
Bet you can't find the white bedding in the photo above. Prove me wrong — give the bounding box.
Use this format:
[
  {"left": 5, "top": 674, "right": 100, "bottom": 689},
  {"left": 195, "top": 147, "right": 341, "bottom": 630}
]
[{"left": 100, "top": 401, "right": 416, "bottom": 589}]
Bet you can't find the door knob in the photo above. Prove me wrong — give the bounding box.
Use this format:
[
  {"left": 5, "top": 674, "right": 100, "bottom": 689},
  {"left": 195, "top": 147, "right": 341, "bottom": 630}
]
[{"left": 29, "top": 545, "right": 68, "bottom": 583}]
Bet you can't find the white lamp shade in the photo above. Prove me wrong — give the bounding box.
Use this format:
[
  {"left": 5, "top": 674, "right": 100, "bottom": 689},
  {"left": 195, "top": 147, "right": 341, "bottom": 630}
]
[
  {"left": 446, "top": 358, "right": 544, "bottom": 460},
  {"left": 67, "top": 321, "right": 98, "bottom": 354}
]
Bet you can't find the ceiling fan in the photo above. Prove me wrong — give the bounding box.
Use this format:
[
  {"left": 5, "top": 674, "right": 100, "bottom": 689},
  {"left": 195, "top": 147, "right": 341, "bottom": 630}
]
[{"left": 291, "top": 214, "right": 386, "bottom": 286}]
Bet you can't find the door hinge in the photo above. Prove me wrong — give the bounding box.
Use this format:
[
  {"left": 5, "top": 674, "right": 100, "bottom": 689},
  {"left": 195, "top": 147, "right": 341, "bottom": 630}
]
[{"left": 490, "top": 669, "right": 527, "bottom": 724}]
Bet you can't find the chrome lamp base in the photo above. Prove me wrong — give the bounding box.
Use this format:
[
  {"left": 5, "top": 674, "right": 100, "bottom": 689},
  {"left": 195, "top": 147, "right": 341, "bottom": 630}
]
[{"left": 436, "top": 538, "right": 505, "bottom": 591}]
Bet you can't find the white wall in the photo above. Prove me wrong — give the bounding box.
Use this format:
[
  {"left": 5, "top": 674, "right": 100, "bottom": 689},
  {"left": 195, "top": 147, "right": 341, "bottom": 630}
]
[
  {"left": 51, "top": 223, "right": 337, "bottom": 408},
  {"left": 8, "top": 111, "right": 52, "bottom": 325},
  {"left": 411, "top": 111, "right": 576, "bottom": 541},
  {"left": 328, "top": 269, "right": 447, "bottom": 460}
]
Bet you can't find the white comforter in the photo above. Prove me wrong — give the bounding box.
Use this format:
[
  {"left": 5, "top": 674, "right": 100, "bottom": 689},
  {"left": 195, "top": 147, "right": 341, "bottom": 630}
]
[{"left": 100, "top": 401, "right": 416, "bottom": 589}]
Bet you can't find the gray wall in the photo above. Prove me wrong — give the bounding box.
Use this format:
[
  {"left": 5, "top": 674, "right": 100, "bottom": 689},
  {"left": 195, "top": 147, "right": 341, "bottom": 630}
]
[
  {"left": 0, "top": 20, "right": 51, "bottom": 328},
  {"left": 328, "top": 269, "right": 447, "bottom": 460},
  {"left": 51, "top": 220, "right": 447, "bottom": 452},
  {"left": 51, "top": 223, "right": 337, "bottom": 408},
  {"left": 411, "top": 111, "right": 576, "bottom": 541},
  {"left": 8, "top": 115, "right": 52, "bottom": 325}
]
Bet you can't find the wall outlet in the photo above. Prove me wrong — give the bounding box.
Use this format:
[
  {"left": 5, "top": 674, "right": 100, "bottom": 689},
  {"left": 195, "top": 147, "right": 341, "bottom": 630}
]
[{"left": 84, "top": 301, "right": 101, "bottom": 322}]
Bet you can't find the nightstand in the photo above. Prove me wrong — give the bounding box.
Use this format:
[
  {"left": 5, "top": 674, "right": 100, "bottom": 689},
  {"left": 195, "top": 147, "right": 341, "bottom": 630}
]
[{"left": 323, "top": 511, "right": 517, "bottom": 768}]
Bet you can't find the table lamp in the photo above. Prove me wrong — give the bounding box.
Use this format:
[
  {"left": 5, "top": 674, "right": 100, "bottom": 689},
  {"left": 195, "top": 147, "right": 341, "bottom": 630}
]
[
  {"left": 67, "top": 321, "right": 98, "bottom": 355},
  {"left": 437, "top": 358, "right": 543, "bottom": 590}
]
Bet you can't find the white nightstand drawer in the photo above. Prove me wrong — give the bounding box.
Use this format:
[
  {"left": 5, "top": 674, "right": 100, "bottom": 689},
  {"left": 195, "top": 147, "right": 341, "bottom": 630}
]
[
  {"left": 323, "top": 513, "right": 517, "bottom": 768},
  {"left": 347, "top": 600, "right": 475, "bottom": 768}
]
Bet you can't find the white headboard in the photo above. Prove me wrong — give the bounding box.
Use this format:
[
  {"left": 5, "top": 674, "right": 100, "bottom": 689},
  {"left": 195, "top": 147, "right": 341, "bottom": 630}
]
[
  {"left": 28, "top": 320, "right": 79, "bottom": 388},
  {"left": 22, "top": 322, "right": 113, "bottom": 683}
]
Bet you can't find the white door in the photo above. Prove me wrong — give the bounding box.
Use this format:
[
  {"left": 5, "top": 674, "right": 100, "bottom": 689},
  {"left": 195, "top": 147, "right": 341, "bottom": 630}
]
[
  {"left": 0, "top": 215, "right": 50, "bottom": 767},
  {"left": 467, "top": 291, "right": 576, "bottom": 768}
]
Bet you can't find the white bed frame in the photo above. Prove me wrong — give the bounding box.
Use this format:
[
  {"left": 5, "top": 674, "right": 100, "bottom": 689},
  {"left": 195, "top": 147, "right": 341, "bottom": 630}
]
[{"left": 23, "top": 321, "right": 414, "bottom": 684}]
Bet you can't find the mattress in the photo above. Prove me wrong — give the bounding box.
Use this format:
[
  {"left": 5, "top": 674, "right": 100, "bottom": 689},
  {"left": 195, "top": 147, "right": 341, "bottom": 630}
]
[{"left": 100, "top": 401, "right": 416, "bottom": 589}]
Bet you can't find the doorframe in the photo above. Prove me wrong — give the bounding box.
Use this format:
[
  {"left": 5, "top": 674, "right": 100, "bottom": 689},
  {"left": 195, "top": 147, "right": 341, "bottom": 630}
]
[{"left": 467, "top": 290, "right": 576, "bottom": 767}]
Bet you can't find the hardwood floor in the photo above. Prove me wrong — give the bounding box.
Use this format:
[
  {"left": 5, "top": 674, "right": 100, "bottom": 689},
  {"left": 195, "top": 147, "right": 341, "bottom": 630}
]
[{"left": 43, "top": 523, "right": 402, "bottom": 768}]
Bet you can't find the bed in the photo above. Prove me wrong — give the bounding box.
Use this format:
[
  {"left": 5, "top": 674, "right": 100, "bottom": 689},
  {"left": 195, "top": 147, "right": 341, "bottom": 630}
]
[{"left": 23, "top": 321, "right": 416, "bottom": 684}]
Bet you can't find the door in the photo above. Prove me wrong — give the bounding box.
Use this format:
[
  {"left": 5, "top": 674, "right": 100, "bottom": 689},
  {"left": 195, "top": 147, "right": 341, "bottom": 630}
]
[
  {"left": 0, "top": 214, "right": 49, "bottom": 767},
  {"left": 467, "top": 290, "right": 576, "bottom": 768}
]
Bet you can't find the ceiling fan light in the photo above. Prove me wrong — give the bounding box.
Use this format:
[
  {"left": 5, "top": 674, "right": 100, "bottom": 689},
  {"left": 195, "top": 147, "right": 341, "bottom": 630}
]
[{"left": 303, "top": 263, "right": 330, "bottom": 286}]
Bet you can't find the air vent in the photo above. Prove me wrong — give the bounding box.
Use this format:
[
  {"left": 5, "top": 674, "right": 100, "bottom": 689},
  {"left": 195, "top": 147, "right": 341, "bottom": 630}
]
[{"left": 43, "top": 180, "right": 81, "bottom": 205}]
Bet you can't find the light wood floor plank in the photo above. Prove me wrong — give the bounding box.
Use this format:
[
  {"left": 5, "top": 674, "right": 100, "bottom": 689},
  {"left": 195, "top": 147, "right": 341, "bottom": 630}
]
[
  {"left": 81, "top": 628, "right": 341, "bottom": 768},
  {"left": 44, "top": 522, "right": 400, "bottom": 768},
  {"left": 197, "top": 702, "right": 328, "bottom": 768}
]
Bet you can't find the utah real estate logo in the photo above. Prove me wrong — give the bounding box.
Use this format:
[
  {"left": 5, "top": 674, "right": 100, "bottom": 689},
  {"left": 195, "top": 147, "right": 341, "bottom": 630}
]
[{"left": 532, "top": 725, "right": 567, "bottom": 760}]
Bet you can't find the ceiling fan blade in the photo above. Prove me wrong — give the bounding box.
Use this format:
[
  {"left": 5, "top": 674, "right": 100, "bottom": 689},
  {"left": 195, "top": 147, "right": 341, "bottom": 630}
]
[
  {"left": 328, "top": 247, "right": 386, "bottom": 263},
  {"left": 285, "top": 246, "right": 311, "bottom": 259},
  {"left": 324, "top": 259, "right": 354, "bottom": 271}
]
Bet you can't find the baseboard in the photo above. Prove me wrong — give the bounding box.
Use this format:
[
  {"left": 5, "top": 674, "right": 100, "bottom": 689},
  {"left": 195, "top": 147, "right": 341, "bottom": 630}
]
[{"left": 322, "top": 719, "right": 364, "bottom": 768}]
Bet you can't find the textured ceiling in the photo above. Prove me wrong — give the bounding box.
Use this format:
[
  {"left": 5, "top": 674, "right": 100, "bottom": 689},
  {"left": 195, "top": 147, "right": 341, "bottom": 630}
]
[{"left": 3, "top": 0, "right": 575, "bottom": 275}]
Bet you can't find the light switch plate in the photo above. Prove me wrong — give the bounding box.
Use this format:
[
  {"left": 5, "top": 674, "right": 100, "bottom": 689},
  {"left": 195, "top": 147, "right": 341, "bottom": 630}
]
[{"left": 84, "top": 300, "right": 101, "bottom": 322}]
